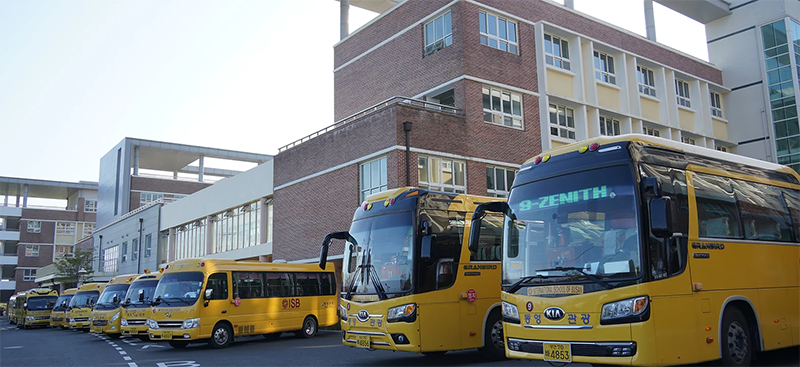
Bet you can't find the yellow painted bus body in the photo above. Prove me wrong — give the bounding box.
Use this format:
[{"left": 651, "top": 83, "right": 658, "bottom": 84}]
[
  {"left": 147, "top": 259, "right": 338, "bottom": 348},
  {"left": 67, "top": 283, "right": 107, "bottom": 330},
  {"left": 15, "top": 288, "right": 59, "bottom": 328},
  {"left": 494, "top": 134, "right": 799, "bottom": 366},
  {"left": 120, "top": 272, "right": 163, "bottom": 338},
  {"left": 7, "top": 293, "right": 21, "bottom": 324},
  {"left": 91, "top": 274, "right": 139, "bottom": 336},
  {"left": 335, "top": 188, "right": 505, "bottom": 357},
  {"left": 50, "top": 288, "right": 77, "bottom": 328}
]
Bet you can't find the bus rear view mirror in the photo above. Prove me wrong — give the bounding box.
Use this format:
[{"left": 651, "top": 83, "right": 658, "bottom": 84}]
[
  {"left": 204, "top": 289, "right": 213, "bottom": 300},
  {"left": 421, "top": 234, "right": 437, "bottom": 261},
  {"left": 469, "top": 201, "right": 511, "bottom": 253},
  {"left": 649, "top": 197, "right": 673, "bottom": 238},
  {"left": 112, "top": 294, "right": 119, "bottom": 304},
  {"left": 138, "top": 289, "right": 145, "bottom": 302},
  {"left": 319, "top": 231, "right": 356, "bottom": 270}
]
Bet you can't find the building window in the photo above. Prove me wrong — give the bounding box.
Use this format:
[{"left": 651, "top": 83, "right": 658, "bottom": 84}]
[
  {"left": 424, "top": 11, "right": 452, "bottom": 55},
  {"left": 716, "top": 144, "right": 728, "bottom": 152},
  {"left": 25, "top": 245, "right": 39, "bottom": 257},
  {"left": 121, "top": 241, "right": 127, "bottom": 262},
  {"left": 548, "top": 103, "right": 576, "bottom": 140},
  {"left": 486, "top": 166, "right": 517, "bottom": 198},
  {"left": 479, "top": 11, "right": 518, "bottom": 54},
  {"left": 761, "top": 20, "right": 799, "bottom": 173},
  {"left": 593, "top": 51, "right": 616, "bottom": 84},
  {"left": 26, "top": 221, "right": 41, "bottom": 233},
  {"left": 23, "top": 269, "right": 36, "bottom": 282},
  {"left": 544, "top": 34, "right": 570, "bottom": 70},
  {"left": 637, "top": 66, "right": 656, "bottom": 97},
  {"left": 675, "top": 79, "right": 691, "bottom": 108},
  {"left": 84, "top": 200, "right": 97, "bottom": 213},
  {"left": 140, "top": 192, "right": 164, "bottom": 205},
  {"left": 710, "top": 91, "right": 723, "bottom": 118},
  {"left": 482, "top": 87, "right": 523, "bottom": 128},
  {"left": 360, "top": 157, "right": 388, "bottom": 202},
  {"left": 144, "top": 234, "right": 152, "bottom": 258},
  {"left": 600, "top": 116, "right": 621, "bottom": 136},
  {"left": 132, "top": 238, "right": 139, "bottom": 261},
  {"left": 644, "top": 127, "right": 661, "bottom": 137},
  {"left": 418, "top": 156, "right": 466, "bottom": 193},
  {"left": 102, "top": 246, "right": 119, "bottom": 273},
  {"left": 83, "top": 223, "right": 94, "bottom": 237},
  {"left": 682, "top": 136, "right": 696, "bottom": 145},
  {"left": 54, "top": 245, "right": 73, "bottom": 259},
  {"left": 56, "top": 222, "right": 76, "bottom": 235}
]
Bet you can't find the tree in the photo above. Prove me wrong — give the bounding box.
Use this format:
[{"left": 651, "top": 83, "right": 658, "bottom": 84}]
[{"left": 54, "top": 248, "right": 95, "bottom": 289}]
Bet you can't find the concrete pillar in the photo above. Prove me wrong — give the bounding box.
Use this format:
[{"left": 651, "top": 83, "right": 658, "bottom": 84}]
[
  {"left": 173, "top": 171, "right": 178, "bottom": 179},
  {"left": 645, "top": 0, "right": 657, "bottom": 42},
  {"left": 564, "top": 0, "right": 574, "bottom": 9},
  {"left": 260, "top": 198, "right": 269, "bottom": 245},
  {"left": 133, "top": 146, "right": 140, "bottom": 176},
  {"left": 340, "top": 0, "right": 349, "bottom": 40},
  {"left": 198, "top": 155, "right": 205, "bottom": 183},
  {"left": 4, "top": 186, "right": 8, "bottom": 206},
  {"left": 22, "top": 184, "right": 28, "bottom": 208},
  {"left": 206, "top": 215, "right": 214, "bottom": 255},
  {"left": 15, "top": 184, "right": 20, "bottom": 207},
  {"left": 168, "top": 227, "right": 176, "bottom": 262}
]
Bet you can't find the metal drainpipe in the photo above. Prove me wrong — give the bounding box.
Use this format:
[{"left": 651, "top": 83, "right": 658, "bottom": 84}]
[
  {"left": 403, "top": 122, "right": 413, "bottom": 186},
  {"left": 137, "top": 218, "right": 144, "bottom": 274}
]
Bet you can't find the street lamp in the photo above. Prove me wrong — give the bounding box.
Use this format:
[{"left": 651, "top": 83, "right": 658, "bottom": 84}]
[{"left": 77, "top": 268, "right": 87, "bottom": 287}]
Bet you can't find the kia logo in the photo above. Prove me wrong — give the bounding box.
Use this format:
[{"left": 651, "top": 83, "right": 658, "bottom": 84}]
[
  {"left": 357, "top": 310, "right": 370, "bottom": 322},
  {"left": 165, "top": 312, "right": 172, "bottom": 318},
  {"left": 543, "top": 307, "right": 565, "bottom": 321}
]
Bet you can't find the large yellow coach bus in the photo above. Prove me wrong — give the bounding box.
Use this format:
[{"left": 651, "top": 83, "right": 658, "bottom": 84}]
[
  {"left": 121, "top": 271, "right": 163, "bottom": 340},
  {"left": 90, "top": 274, "right": 138, "bottom": 337},
  {"left": 50, "top": 288, "right": 77, "bottom": 328},
  {"left": 319, "top": 187, "right": 507, "bottom": 359},
  {"left": 471, "top": 134, "right": 800, "bottom": 366},
  {"left": 147, "top": 259, "right": 338, "bottom": 349},
  {"left": 67, "top": 283, "right": 106, "bottom": 330},
  {"left": 15, "top": 288, "right": 58, "bottom": 329}
]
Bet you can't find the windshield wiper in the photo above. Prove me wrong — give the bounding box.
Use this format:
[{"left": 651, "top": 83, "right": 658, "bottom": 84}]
[
  {"left": 153, "top": 297, "right": 170, "bottom": 306},
  {"left": 535, "top": 266, "right": 613, "bottom": 290},
  {"left": 506, "top": 274, "right": 549, "bottom": 293}
]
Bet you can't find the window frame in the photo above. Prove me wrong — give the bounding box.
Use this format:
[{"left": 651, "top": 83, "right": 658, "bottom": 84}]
[
  {"left": 675, "top": 79, "right": 692, "bottom": 108},
  {"left": 84, "top": 200, "right": 97, "bottom": 213},
  {"left": 548, "top": 103, "right": 576, "bottom": 140},
  {"left": 637, "top": 66, "right": 657, "bottom": 97},
  {"left": 424, "top": 11, "right": 452, "bottom": 56},
  {"left": 600, "top": 116, "right": 621, "bottom": 136},
  {"left": 23, "top": 269, "right": 36, "bottom": 282},
  {"left": 25, "top": 244, "right": 39, "bottom": 257},
  {"left": 479, "top": 11, "right": 518, "bottom": 54},
  {"left": 418, "top": 156, "right": 467, "bottom": 193},
  {"left": 144, "top": 234, "right": 152, "bottom": 258},
  {"left": 643, "top": 127, "right": 661, "bottom": 137},
  {"left": 54, "top": 245, "right": 73, "bottom": 259},
  {"left": 710, "top": 91, "right": 723, "bottom": 118},
  {"left": 482, "top": 86, "right": 523, "bottom": 129},
  {"left": 360, "top": 156, "right": 388, "bottom": 202},
  {"left": 682, "top": 136, "right": 696, "bottom": 145},
  {"left": 121, "top": 241, "right": 128, "bottom": 263},
  {"left": 593, "top": 51, "right": 616, "bottom": 84},
  {"left": 56, "top": 222, "right": 76, "bottom": 235},
  {"left": 27, "top": 221, "right": 41, "bottom": 233},
  {"left": 486, "top": 166, "right": 517, "bottom": 198},
  {"left": 544, "top": 34, "right": 570, "bottom": 70},
  {"left": 82, "top": 223, "right": 94, "bottom": 237}
]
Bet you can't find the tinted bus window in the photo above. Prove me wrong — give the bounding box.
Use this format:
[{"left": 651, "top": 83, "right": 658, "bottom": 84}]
[
  {"left": 471, "top": 213, "right": 503, "bottom": 261},
  {"left": 320, "top": 273, "right": 336, "bottom": 295},
  {"left": 782, "top": 189, "right": 800, "bottom": 241},
  {"left": 233, "top": 272, "right": 263, "bottom": 299},
  {"left": 694, "top": 173, "right": 742, "bottom": 239},
  {"left": 733, "top": 180, "right": 793, "bottom": 242},
  {"left": 295, "top": 273, "right": 319, "bottom": 296},
  {"left": 265, "top": 272, "right": 294, "bottom": 297}
]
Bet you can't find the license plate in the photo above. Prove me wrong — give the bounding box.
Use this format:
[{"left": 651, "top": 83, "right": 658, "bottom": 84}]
[
  {"left": 356, "top": 335, "right": 370, "bottom": 348},
  {"left": 129, "top": 330, "right": 138, "bottom": 335},
  {"left": 543, "top": 342, "right": 572, "bottom": 363},
  {"left": 162, "top": 331, "right": 173, "bottom": 340}
]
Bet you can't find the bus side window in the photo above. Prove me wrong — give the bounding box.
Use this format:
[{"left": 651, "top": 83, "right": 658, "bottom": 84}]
[
  {"left": 470, "top": 213, "right": 503, "bottom": 261},
  {"left": 693, "top": 173, "right": 742, "bottom": 239},
  {"left": 781, "top": 189, "right": 800, "bottom": 242},
  {"left": 639, "top": 164, "right": 689, "bottom": 279},
  {"left": 206, "top": 273, "right": 228, "bottom": 300},
  {"left": 733, "top": 181, "right": 793, "bottom": 242},
  {"left": 436, "top": 258, "right": 455, "bottom": 290},
  {"left": 295, "top": 273, "right": 319, "bottom": 296},
  {"left": 319, "top": 273, "right": 336, "bottom": 296}
]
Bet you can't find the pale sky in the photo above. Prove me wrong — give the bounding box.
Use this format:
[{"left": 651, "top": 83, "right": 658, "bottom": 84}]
[{"left": 0, "top": 0, "right": 707, "bottom": 184}]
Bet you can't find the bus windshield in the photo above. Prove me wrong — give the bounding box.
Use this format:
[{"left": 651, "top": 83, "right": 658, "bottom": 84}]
[
  {"left": 95, "top": 284, "right": 131, "bottom": 310},
  {"left": 342, "top": 212, "right": 414, "bottom": 299},
  {"left": 154, "top": 272, "right": 204, "bottom": 306},
  {"left": 52, "top": 295, "right": 73, "bottom": 311},
  {"left": 125, "top": 280, "right": 159, "bottom": 307},
  {"left": 69, "top": 291, "right": 99, "bottom": 308},
  {"left": 503, "top": 165, "right": 641, "bottom": 290},
  {"left": 27, "top": 296, "right": 57, "bottom": 310}
]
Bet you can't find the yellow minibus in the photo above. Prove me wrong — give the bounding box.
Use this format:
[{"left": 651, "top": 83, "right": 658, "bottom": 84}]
[
  {"left": 50, "top": 288, "right": 77, "bottom": 328},
  {"left": 147, "top": 259, "right": 338, "bottom": 348},
  {"left": 90, "top": 274, "right": 138, "bottom": 337},
  {"left": 7, "top": 293, "right": 20, "bottom": 324},
  {"left": 15, "top": 288, "right": 59, "bottom": 329},
  {"left": 121, "top": 271, "right": 163, "bottom": 340},
  {"left": 67, "top": 283, "right": 106, "bottom": 330}
]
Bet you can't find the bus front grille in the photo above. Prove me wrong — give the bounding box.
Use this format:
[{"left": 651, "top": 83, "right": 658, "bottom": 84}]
[
  {"left": 156, "top": 321, "right": 183, "bottom": 328},
  {"left": 92, "top": 319, "right": 108, "bottom": 326},
  {"left": 126, "top": 319, "right": 146, "bottom": 325}
]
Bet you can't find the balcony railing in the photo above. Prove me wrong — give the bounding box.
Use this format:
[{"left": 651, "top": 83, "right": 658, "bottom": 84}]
[{"left": 277, "top": 96, "right": 463, "bottom": 153}]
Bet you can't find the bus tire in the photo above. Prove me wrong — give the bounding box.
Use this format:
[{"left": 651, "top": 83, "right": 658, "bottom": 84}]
[
  {"left": 169, "top": 341, "right": 189, "bottom": 349},
  {"left": 208, "top": 322, "right": 233, "bottom": 348},
  {"left": 478, "top": 309, "right": 506, "bottom": 360},
  {"left": 295, "top": 316, "right": 317, "bottom": 338},
  {"left": 721, "top": 307, "right": 752, "bottom": 366}
]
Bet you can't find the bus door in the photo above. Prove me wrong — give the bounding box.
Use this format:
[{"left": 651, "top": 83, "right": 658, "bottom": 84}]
[{"left": 201, "top": 273, "right": 230, "bottom": 336}]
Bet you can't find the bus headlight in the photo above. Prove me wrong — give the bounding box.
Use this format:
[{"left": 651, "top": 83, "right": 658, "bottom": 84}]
[
  {"left": 502, "top": 301, "right": 520, "bottom": 324},
  {"left": 387, "top": 303, "right": 416, "bottom": 323},
  {"left": 339, "top": 305, "right": 347, "bottom": 321},
  {"left": 181, "top": 318, "right": 200, "bottom": 329},
  {"left": 146, "top": 318, "right": 159, "bottom": 329},
  {"left": 110, "top": 312, "right": 120, "bottom": 323},
  {"left": 601, "top": 296, "right": 649, "bottom": 325},
  {"left": 121, "top": 318, "right": 128, "bottom": 326},
  {"left": 26, "top": 316, "right": 35, "bottom": 321}
]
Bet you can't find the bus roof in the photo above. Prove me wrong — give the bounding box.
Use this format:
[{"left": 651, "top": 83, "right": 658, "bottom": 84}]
[
  {"left": 76, "top": 283, "right": 107, "bottom": 293},
  {"left": 108, "top": 273, "right": 140, "bottom": 285},
  {"left": 20, "top": 288, "right": 58, "bottom": 298},
  {"left": 132, "top": 272, "right": 163, "bottom": 282},
  {"left": 363, "top": 187, "right": 501, "bottom": 206},
  {"left": 529, "top": 134, "right": 795, "bottom": 176},
  {"left": 61, "top": 288, "right": 78, "bottom": 296},
  {"left": 163, "top": 258, "right": 336, "bottom": 273}
]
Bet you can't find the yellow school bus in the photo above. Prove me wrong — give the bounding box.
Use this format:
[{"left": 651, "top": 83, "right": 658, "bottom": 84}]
[
  {"left": 7, "top": 293, "right": 21, "bottom": 324},
  {"left": 472, "top": 134, "right": 800, "bottom": 366},
  {"left": 90, "top": 274, "right": 139, "bottom": 337},
  {"left": 147, "top": 259, "right": 338, "bottom": 348},
  {"left": 121, "top": 271, "right": 163, "bottom": 339},
  {"left": 319, "top": 187, "right": 507, "bottom": 359},
  {"left": 67, "top": 283, "right": 107, "bottom": 330},
  {"left": 14, "top": 288, "right": 59, "bottom": 329},
  {"left": 50, "top": 288, "right": 77, "bottom": 328}
]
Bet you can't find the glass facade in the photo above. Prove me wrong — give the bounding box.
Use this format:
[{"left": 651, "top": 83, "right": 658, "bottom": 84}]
[{"left": 762, "top": 19, "right": 799, "bottom": 173}]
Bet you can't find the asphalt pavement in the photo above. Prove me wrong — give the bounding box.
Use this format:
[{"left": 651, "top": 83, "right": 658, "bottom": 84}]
[{"left": 0, "top": 320, "right": 796, "bottom": 367}]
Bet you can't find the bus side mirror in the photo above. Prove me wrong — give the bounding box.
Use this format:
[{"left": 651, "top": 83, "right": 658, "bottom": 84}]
[
  {"left": 112, "top": 294, "right": 119, "bottom": 304},
  {"left": 204, "top": 289, "right": 213, "bottom": 300},
  {"left": 138, "top": 289, "right": 145, "bottom": 302},
  {"left": 649, "top": 197, "right": 673, "bottom": 238},
  {"left": 23, "top": 303, "right": 27, "bottom": 309},
  {"left": 421, "top": 234, "right": 436, "bottom": 261},
  {"left": 469, "top": 201, "right": 511, "bottom": 253},
  {"left": 642, "top": 177, "right": 662, "bottom": 198},
  {"left": 320, "top": 231, "right": 355, "bottom": 270}
]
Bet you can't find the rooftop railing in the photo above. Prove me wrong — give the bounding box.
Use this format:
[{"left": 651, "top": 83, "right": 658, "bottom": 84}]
[{"left": 277, "top": 96, "right": 462, "bottom": 153}]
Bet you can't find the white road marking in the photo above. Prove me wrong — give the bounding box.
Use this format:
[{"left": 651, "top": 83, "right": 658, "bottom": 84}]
[
  {"left": 128, "top": 363, "right": 138, "bottom": 367},
  {"left": 115, "top": 347, "right": 123, "bottom": 350},
  {"left": 124, "top": 357, "right": 132, "bottom": 361},
  {"left": 3, "top": 346, "right": 23, "bottom": 349},
  {"left": 119, "top": 351, "right": 128, "bottom": 355}
]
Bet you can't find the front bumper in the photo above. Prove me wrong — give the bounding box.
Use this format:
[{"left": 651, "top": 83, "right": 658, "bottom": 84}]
[
  {"left": 91, "top": 321, "right": 121, "bottom": 335},
  {"left": 121, "top": 322, "right": 148, "bottom": 336},
  {"left": 25, "top": 316, "right": 51, "bottom": 326},
  {"left": 149, "top": 328, "right": 201, "bottom": 341},
  {"left": 69, "top": 318, "right": 91, "bottom": 329},
  {"left": 341, "top": 319, "right": 420, "bottom": 353}
]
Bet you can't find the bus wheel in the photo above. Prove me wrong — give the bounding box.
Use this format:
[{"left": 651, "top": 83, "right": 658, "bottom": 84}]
[
  {"left": 169, "top": 341, "right": 189, "bottom": 349},
  {"left": 722, "top": 307, "right": 752, "bottom": 366},
  {"left": 478, "top": 310, "right": 505, "bottom": 360},
  {"left": 296, "top": 316, "right": 317, "bottom": 338},
  {"left": 208, "top": 323, "right": 233, "bottom": 348}
]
